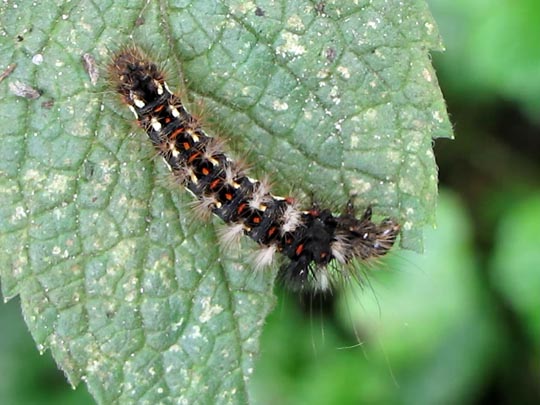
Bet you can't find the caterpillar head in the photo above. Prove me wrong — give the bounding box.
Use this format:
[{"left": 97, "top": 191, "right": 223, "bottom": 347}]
[{"left": 331, "top": 204, "right": 400, "bottom": 264}]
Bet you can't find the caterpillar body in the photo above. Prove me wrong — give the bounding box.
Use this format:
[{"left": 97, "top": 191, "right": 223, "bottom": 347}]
[{"left": 108, "top": 47, "right": 400, "bottom": 291}]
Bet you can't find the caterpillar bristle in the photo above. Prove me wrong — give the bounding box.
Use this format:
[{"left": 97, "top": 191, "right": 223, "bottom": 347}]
[
  {"left": 253, "top": 244, "right": 278, "bottom": 270},
  {"left": 217, "top": 222, "right": 245, "bottom": 249}
]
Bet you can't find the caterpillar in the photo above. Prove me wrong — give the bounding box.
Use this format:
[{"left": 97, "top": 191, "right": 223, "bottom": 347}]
[{"left": 108, "top": 46, "right": 400, "bottom": 291}]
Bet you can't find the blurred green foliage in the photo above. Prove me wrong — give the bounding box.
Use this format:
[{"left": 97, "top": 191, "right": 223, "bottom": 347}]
[
  {"left": 430, "top": 0, "right": 540, "bottom": 119},
  {"left": 491, "top": 195, "right": 540, "bottom": 352},
  {"left": 0, "top": 296, "right": 93, "bottom": 404},
  {"left": 1, "top": 0, "right": 539, "bottom": 403}
]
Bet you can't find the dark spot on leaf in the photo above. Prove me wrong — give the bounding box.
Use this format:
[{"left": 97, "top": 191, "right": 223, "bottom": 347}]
[
  {"left": 255, "top": 7, "right": 265, "bottom": 17},
  {"left": 83, "top": 161, "right": 95, "bottom": 179},
  {"left": 314, "top": 2, "right": 326, "bottom": 16},
  {"left": 41, "top": 99, "right": 55, "bottom": 109},
  {"left": 326, "top": 47, "right": 336, "bottom": 62}
]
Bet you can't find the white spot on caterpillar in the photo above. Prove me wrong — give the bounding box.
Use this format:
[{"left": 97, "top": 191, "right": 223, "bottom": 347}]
[
  {"left": 188, "top": 168, "right": 198, "bottom": 184},
  {"left": 151, "top": 117, "right": 162, "bottom": 131},
  {"left": 169, "top": 144, "right": 180, "bottom": 158},
  {"left": 154, "top": 79, "right": 163, "bottom": 95},
  {"left": 224, "top": 165, "right": 241, "bottom": 188},
  {"left": 132, "top": 95, "right": 145, "bottom": 108},
  {"left": 169, "top": 104, "right": 180, "bottom": 117},
  {"left": 204, "top": 138, "right": 225, "bottom": 165},
  {"left": 188, "top": 130, "right": 200, "bottom": 143}
]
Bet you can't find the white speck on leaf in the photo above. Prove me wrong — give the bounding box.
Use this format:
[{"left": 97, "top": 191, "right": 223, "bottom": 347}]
[
  {"left": 367, "top": 19, "right": 379, "bottom": 29},
  {"left": 286, "top": 15, "right": 304, "bottom": 31},
  {"left": 277, "top": 32, "right": 306, "bottom": 57},
  {"left": 317, "top": 68, "right": 330, "bottom": 79},
  {"left": 50, "top": 173, "right": 70, "bottom": 193},
  {"left": 329, "top": 86, "right": 341, "bottom": 104},
  {"left": 273, "top": 100, "right": 288, "bottom": 111},
  {"left": 190, "top": 325, "right": 202, "bottom": 339},
  {"left": 230, "top": 1, "right": 256, "bottom": 14},
  {"left": 422, "top": 68, "right": 433, "bottom": 82},
  {"left": 337, "top": 66, "right": 350, "bottom": 79},
  {"left": 350, "top": 178, "right": 373, "bottom": 193},
  {"left": 433, "top": 110, "right": 444, "bottom": 123},
  {"left": 199, "top": 297, "right": 224, "bottom": 323},
  {"left": 12, "top": 205, "right": 27, "bottom": 221},
  {"left": 32, "top": 53, "right": 43, "bottom": 65}
]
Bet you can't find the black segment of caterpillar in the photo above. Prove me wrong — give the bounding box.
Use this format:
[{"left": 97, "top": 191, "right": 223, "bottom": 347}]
[{"left": 108, "top": 46, "right": 400, "bottom": 291}]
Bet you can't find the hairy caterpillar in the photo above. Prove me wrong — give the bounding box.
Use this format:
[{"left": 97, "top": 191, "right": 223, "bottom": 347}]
[{"left": 108, "top": 46, "right": 400, "bottom": 291}]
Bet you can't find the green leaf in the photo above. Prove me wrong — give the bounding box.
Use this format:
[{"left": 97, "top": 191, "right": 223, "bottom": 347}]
[{"left": 0, "top": 0, "right": 451, "bottom": 403}]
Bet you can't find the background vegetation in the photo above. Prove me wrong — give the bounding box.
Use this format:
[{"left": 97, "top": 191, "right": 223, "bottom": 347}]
[{"left": 1, "top": 0, "right": 538, "bottom": 403}]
